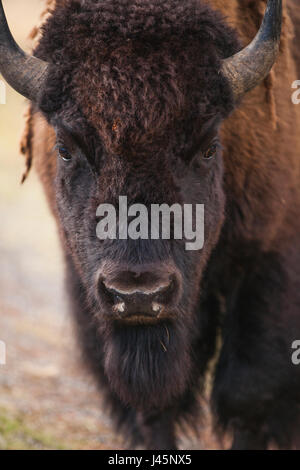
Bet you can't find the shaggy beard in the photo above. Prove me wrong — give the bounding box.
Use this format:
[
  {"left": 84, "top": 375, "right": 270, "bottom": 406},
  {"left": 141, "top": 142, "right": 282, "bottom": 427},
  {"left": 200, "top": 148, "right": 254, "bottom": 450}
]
[{"left": 102, "top": 321, "right": 192, "bottom": 411}]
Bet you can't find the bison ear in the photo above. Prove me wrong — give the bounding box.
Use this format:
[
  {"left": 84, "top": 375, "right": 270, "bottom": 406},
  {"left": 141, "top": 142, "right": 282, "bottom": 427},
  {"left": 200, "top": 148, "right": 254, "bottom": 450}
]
[
  {"left": 0, "top": 0, "right": 50, "bottom": 101},
  {"left": 221, "top": 0, "right": 282, "bottom": 101}
]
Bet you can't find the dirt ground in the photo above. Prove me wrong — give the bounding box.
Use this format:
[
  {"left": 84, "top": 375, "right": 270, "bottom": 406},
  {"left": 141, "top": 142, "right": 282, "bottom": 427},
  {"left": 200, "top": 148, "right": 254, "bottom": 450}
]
[{"left": 0, "top": 0, "right": 221, "bottom": 450}]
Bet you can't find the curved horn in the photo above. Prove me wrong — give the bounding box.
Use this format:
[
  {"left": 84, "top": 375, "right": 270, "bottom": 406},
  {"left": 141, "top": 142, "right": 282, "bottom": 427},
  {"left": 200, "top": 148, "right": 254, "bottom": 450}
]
[
  {"left": 221, "top": 0, "right": 282, "bottom": 101},
  {"left": 0, "top": 0, "right": 49, "bottom": 101}
]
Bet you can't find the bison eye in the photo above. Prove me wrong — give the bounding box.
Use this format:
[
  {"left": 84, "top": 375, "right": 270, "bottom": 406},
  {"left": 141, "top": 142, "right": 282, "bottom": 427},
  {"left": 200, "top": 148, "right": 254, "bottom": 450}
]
[
  {"left": 203, "top": 144, "right": 217, "bottom": 160},
  {"left": 58, "top": 147, "right": 72, "bottom": 162}
]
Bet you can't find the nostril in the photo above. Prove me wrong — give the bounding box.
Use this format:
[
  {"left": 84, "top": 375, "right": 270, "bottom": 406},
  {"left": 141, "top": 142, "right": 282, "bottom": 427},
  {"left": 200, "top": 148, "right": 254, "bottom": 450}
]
[
  {"left": 152, "top": 277, "right": 177, "bottom": 306},
  {"left": 98, "top": 280, "right": 126, "bottom": 311}
]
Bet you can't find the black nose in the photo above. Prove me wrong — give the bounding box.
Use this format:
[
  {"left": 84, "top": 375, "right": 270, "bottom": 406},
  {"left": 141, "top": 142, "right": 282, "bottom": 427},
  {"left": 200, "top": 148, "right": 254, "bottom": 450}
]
[{"left": 97, "top": 263, "right": 181, "bottom": 321}]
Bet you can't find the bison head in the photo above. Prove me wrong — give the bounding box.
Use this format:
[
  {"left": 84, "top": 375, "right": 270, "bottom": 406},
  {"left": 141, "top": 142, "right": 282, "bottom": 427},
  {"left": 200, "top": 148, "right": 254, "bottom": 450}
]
[{"left": 0, "top": 0, "right": 282, "bottom": 410}]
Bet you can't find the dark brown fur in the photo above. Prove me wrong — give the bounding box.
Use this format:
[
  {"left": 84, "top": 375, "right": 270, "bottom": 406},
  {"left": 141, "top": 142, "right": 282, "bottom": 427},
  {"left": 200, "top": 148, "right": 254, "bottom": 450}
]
[{"left": 21, "top": 0, "right": 300, "bottom": 449}]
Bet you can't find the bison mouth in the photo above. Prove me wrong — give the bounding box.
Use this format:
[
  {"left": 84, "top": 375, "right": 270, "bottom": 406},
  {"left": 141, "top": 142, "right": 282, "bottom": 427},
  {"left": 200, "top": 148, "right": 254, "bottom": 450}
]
[
  {"left": 98, "top": 279, "right": 178, "bottom": 325},
  {"left": 115, "top": 312, "right": 175, "bottom": 325}
]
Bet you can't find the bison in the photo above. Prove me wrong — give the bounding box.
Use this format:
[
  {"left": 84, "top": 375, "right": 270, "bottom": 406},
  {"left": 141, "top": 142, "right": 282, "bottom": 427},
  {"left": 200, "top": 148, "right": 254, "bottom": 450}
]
[{"left": 1, "top": 0, "right": 300, "bottom": 450}]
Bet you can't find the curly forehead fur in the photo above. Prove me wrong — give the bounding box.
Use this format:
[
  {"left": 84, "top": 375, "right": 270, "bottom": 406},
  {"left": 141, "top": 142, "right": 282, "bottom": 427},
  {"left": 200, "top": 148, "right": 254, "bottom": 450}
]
[{"left": 35, "top": 0, "right": 240, "bottom": 154}]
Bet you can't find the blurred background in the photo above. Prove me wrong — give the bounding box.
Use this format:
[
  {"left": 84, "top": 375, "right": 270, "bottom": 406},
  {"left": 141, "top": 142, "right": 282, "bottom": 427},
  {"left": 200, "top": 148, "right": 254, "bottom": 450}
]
[{"left": 0, "top": 0, "right": 216, "bottom": 450}]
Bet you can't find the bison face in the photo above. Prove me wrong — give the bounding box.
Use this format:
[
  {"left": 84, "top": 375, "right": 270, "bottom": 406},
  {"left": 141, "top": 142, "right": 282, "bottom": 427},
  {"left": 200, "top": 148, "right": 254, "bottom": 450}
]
[
  {"left": 53, "top": 113, "right": 225, "bottom": 321},
  {"left": 50, "top": 111, "right": 226, "bottom": 408}
]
